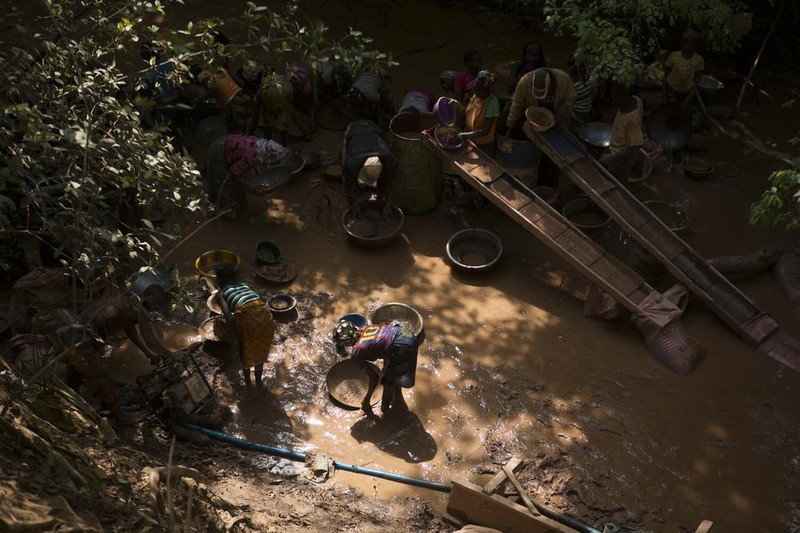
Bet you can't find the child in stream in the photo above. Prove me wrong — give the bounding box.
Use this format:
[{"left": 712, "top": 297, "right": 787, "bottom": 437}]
[{"left": 334, "top": 320, "right": 418, "bottom": 417}]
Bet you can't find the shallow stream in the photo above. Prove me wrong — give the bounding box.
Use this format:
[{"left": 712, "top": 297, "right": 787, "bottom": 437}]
[{"left": 11, "top": 0, "right": 800, "bottom": 530}]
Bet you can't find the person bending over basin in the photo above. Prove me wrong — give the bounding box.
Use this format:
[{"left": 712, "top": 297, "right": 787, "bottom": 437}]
[{"left": 334, "top": 319, "right": 418, "bottom": 417}]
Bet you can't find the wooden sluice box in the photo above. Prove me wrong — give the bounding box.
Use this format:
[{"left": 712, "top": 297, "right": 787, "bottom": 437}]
[
  {"left": 446, "top": 459, "right": 582, "bottom": 532},
  {"left": 446, "top": 458, "right": 714, "bottom": 533}
]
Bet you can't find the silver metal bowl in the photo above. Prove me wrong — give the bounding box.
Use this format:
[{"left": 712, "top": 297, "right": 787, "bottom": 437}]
[
  {"left": 267, "top": 294, "right": 297, "bottom": 315},
  {"left": 367, "top": 302, "right": 424, "bottom": 337},
  {"left": 446, "top": 228, "right": 503, "bottom": 272},
  {"left": 698, "top": 74, "right": 724, "bottom": 98},
  {"left": 577, "top": 122, "right": 612, "bottom": 148}
]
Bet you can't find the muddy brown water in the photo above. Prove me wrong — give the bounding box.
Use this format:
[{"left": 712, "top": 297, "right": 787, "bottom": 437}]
[{"left": 7, "top": 0, "right": 800, "bottom": 531}]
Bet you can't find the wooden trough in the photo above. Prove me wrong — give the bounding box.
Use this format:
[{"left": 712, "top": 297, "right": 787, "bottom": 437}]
[
  {"left": 446, "top": 459, "right": 582, "bottom": 533},
  {"left": 446, "top": 458, "right": 715, "bottom": 533}
]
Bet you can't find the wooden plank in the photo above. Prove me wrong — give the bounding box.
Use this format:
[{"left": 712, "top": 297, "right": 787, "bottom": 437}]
[
  {"left": 637, "top": 220, "right": 686, "bottom": 260},
  {"left": 695, "top": 519, "right": 714, "bottom": 533},
  {"left": 502, "top": 464, "right": 541, "bottom": 517},
  {"left": 555, "top": 231, "right": 603, "bottom": 265},
  {"left": 459, "top": 149, "right": 505, "bottom": 184},
  {"left": 706, "top": 283, "right": 758, "bottom": 324},
  {"left": 531, "top": 211, "right": 568, "bottom": 239},
  {"left": 517, "top": 202, "right": 546, "bottom": 225},
  {"left": 602, "top": 190, "right": 650, "bottom": 229},
  {"left": 743, "top": 313, "right": 779, "bottom": 345},
  {"left": 562, "top": 152, "right": 586, "bottom": 164},
  {"left": 518, "top": 123, "right": 791, "bottom": 359},
  {"left": 591, "top": 255, "right": 644, "bottom": 297},
  {"left": 757, "top": 329, "right": 800, "bottom": 371},
  {"left": 671, "top": 253, "right": 716, "bottom": 290},
  {"left": 483, "top": 458, "right": 522, "bottom": 495},
  {"left": 488, "top": 179, "right": 533, "bottom": 210},
  {"left": 569, "top": 161, "right": 617, "bottom": 196},
  {"left": 447, "top": 480, "right": 580, "bottom": 533}
]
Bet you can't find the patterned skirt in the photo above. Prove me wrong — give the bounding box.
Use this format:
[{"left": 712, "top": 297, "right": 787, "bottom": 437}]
[
  {"left": 234, "top": 299, "right": 275, "bottom": 368},
  {"left": 205, "top": 137, "right": 246, "bottom": 210}
]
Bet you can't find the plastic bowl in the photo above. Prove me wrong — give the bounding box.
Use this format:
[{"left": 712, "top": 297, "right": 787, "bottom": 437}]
[
  {"left": 195, "top": 250, "right": 241, "bottom": 280},
  {"left": 682, "top": 157, "right": 714, "bottom": 180},
  {"left": 368, "top": 302, "right": 424, "bottom": 337},
  {"left": 267, "top": 294, "right": 297, "bottom": 315},
  {"left": 446, "top": 228, "right": 503, "bottom": 272},
  {"left": 433, "top": 96, "right": 457, "bottom": 126},
  {"left": 715, "top": 161, "right": 739, "bottom": 178},
  {"left": 256, "top": 240, "right": 281, "bottom": 264},
  {"left": 338, "top": 313, "right": 368, "bottom": 329},
  {"left": 525, "top": 106, "right": 555, "bottom": 132}
]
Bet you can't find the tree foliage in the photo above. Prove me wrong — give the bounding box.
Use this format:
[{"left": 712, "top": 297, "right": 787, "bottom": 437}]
[
  {"left": 0, "top": 0, "right": 388, "bottom": 275},
  {"left": 542, "top": 0, "right": 750, "bottom": 84},
  {"left": 541, "top": 0, "right": 800, "bottom": 230},
  {"left": 749, "top": 127, "right": 800, "bottom": 230}
]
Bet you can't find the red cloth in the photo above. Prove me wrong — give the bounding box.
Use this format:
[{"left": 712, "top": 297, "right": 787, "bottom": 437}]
[
  {"left": 454, "top": 69, "right": 477, "bottom": 102},
  {"left": 225, "top": 134, "right": 259, "bottom": 176}
]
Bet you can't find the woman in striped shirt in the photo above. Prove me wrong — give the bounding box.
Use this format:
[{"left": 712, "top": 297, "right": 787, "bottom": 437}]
[{"left": 569, "top": 54, "right": 595, "bottom": 125}]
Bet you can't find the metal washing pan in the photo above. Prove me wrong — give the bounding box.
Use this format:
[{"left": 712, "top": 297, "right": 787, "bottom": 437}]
[
  {"left": 576, "top": 122, "right": 612, "bottom": 148},
  {"left": 646, "top": 105, "right": 692, "bottom": 151},
  {"left": 326, "top": 359, "right": 382, "bottom": 409}
]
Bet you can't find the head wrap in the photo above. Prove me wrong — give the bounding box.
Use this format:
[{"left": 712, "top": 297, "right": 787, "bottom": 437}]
[
  {"left": 439, "top": 70, "right": 458, "bottom": 83},
  {"left": 475, "top": 70, "right": 495, "bottom": 88},
  {"left": 242, "top": 60, "right": 264, "bottom": 82},
  {"left": 333, "top": 320, "right": 359, "bottom": 353},
  {"left": 439, "top": 70, "right": 458, "bottom": 92},
  {"left": 532, "top": 68, "right": 550, "bottom": 100},
  {"left": 359, "top": 156, "right": 382, "bottom": 187}
]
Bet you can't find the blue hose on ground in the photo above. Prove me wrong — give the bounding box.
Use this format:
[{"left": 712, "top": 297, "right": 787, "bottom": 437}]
[
  {"left": 177, "top": 423, "right": 601, "bottom": 532},
  {"left": 535, "top": 506, "right": 602, "bottom": 533},
  {"left": 177, "top": 423, "right": 452, "bottom": 493}
]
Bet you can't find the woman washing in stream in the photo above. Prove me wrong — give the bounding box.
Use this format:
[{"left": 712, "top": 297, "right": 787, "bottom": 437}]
[
  {"left": 212, "top": 263, "right": 275, "bottom": 386},
  {"left": 204, "top": 134, "right": 291, "bottom": 218},
  {"left": 457, "top": 69, "right": 500, "bottom": 157},
  {"left": 333, "top": 319, "right": 418, "bottom": 417}
]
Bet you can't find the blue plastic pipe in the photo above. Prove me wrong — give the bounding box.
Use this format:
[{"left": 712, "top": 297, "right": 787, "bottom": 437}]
[
  {"left": 177, "top": 423, "right": 452, "bottom": 493},
  {"left": 177, "top": 423, "right": 602, "bottom": 532}
]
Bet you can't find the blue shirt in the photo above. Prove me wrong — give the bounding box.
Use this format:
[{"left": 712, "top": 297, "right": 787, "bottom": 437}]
[{"left": 351, "top": 323, "right": 400, "bottom": 367}]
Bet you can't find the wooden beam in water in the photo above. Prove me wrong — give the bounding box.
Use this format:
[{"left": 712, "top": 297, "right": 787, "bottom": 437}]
[{"left": 447, "top": 479, "right": 581, "bottom": 533}]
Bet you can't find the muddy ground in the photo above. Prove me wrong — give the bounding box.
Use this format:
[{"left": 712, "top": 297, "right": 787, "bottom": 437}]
[{"left": 3, "top": 0, "right": 800, "bottom": 532}]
